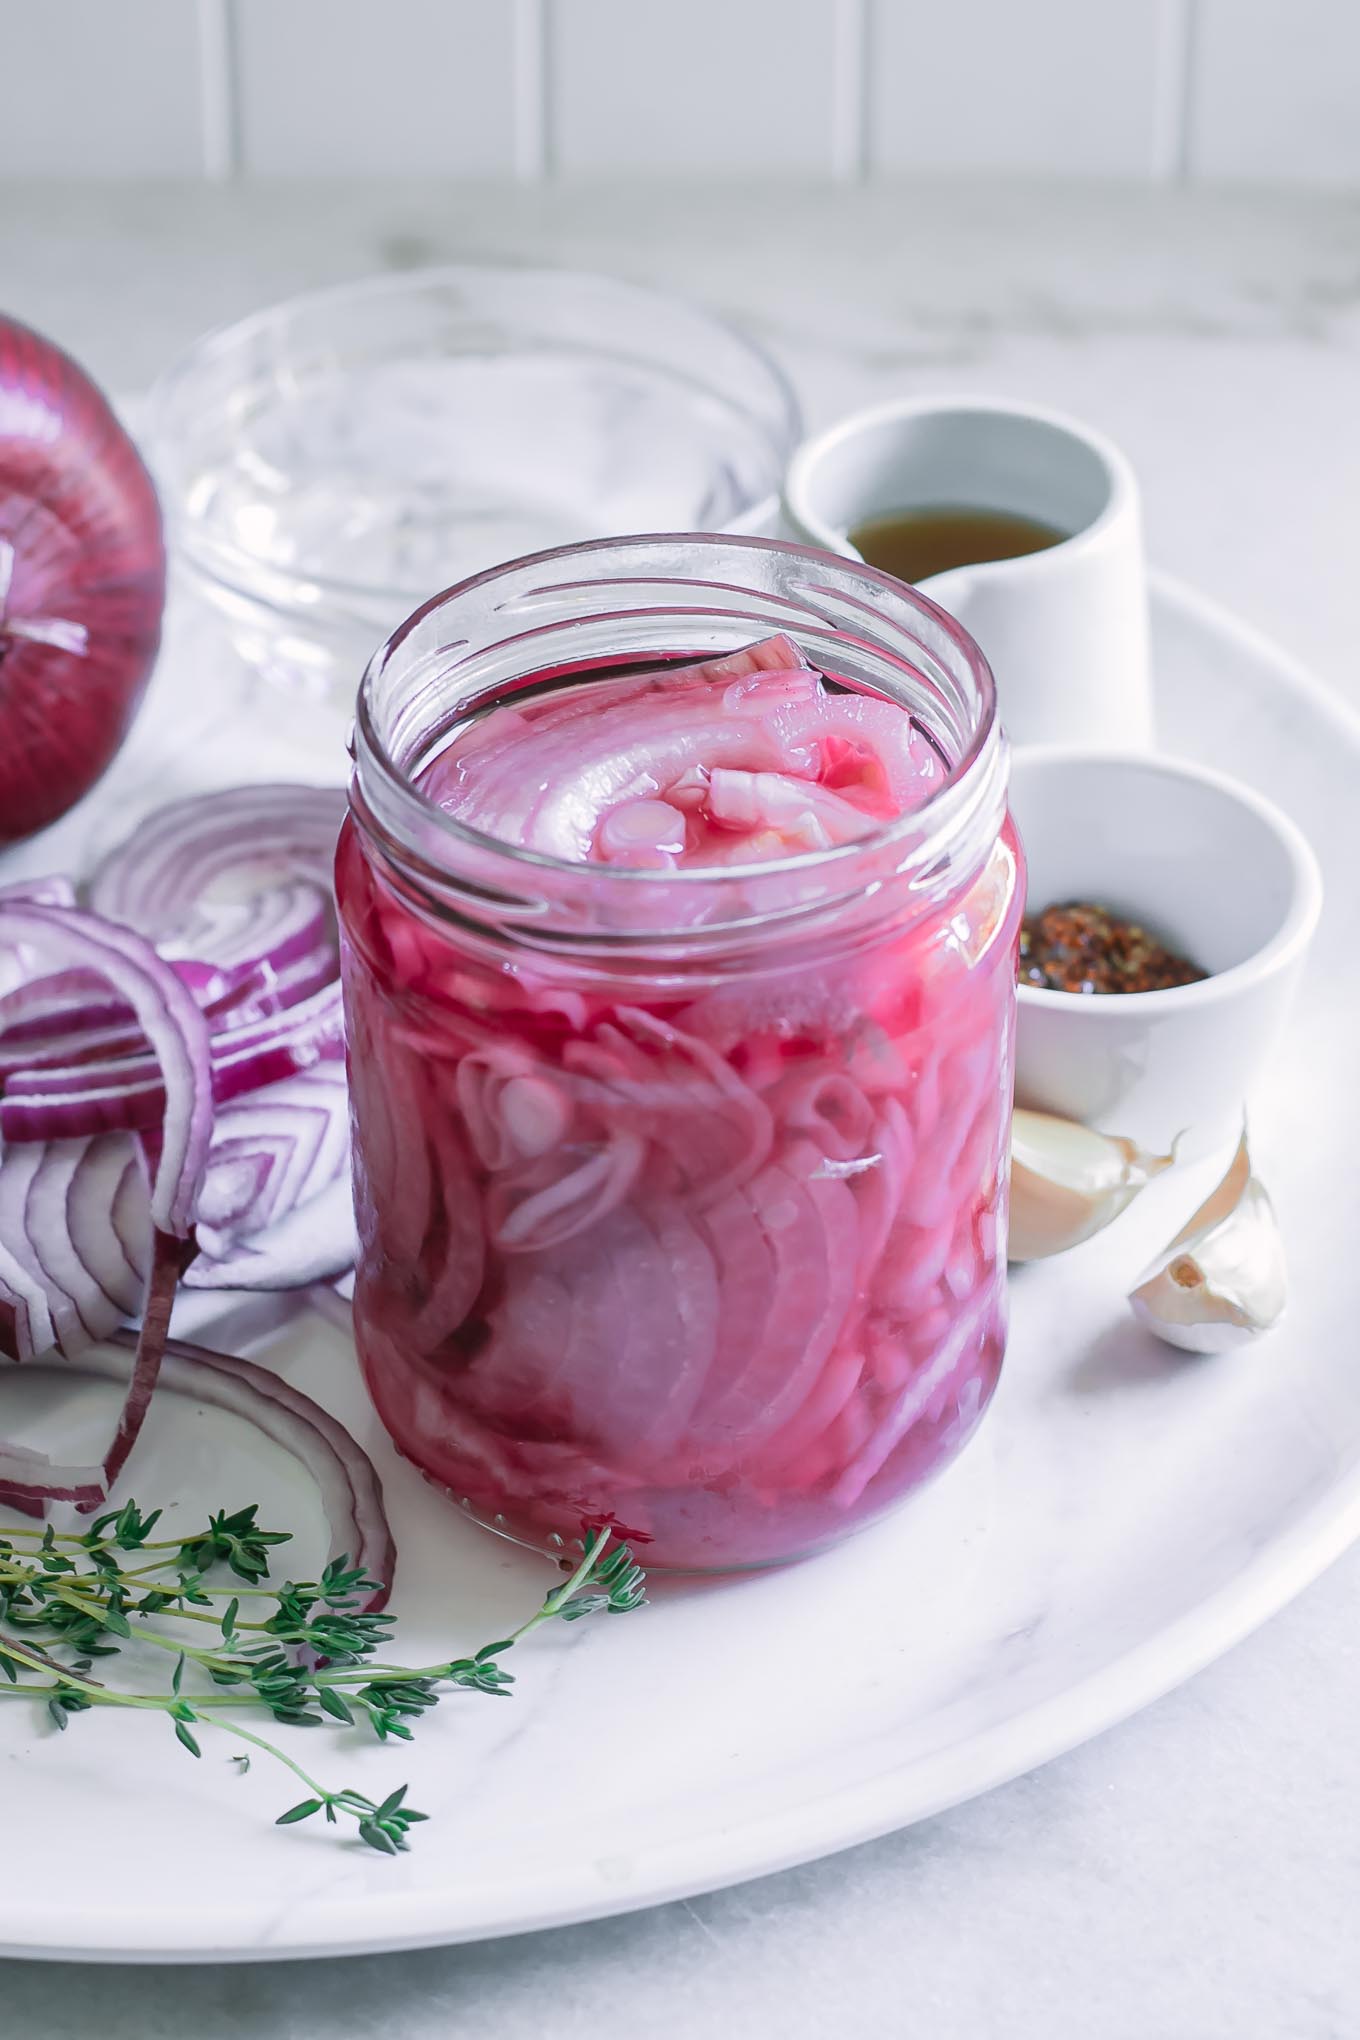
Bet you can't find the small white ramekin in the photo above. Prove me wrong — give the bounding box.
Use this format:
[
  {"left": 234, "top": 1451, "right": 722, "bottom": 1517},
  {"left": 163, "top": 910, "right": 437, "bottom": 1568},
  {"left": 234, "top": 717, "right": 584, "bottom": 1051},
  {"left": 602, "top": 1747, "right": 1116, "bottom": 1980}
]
[{"left": 1009, "top": 746, "right": 1323, "bottom": 1155}]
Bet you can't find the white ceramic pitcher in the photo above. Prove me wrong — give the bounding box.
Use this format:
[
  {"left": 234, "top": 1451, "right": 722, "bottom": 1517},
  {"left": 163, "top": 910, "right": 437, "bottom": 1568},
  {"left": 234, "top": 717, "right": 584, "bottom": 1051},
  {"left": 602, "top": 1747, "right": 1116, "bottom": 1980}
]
[{"left": 781, "top": 396, "right": 1152, "bottom": 751}]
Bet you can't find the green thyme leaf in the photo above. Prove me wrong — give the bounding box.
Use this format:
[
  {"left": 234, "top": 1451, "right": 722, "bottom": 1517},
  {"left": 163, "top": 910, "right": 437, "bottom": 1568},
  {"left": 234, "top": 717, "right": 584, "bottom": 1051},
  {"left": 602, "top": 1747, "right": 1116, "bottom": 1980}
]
[
  {"left": 276, "top": 1798, "right": 324, "bottom": 1826},
  {"left": 0, "top": 1501, "right": 644, "bottom": 1857}
]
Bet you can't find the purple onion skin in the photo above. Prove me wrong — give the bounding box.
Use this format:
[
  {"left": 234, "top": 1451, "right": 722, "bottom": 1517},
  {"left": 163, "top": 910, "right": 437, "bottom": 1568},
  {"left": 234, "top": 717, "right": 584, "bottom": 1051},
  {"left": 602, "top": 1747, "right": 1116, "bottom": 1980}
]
[{"left": 0, "top": 315, "right": 166, "bottom": 845}]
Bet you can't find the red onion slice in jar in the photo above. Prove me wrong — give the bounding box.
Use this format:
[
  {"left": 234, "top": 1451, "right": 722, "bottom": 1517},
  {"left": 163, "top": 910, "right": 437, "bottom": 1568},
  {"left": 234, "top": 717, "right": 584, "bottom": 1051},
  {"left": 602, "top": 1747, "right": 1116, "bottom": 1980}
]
[
  {"left": 563, "top": 1008, "right": 774, "bottom": 1212},
  {"left": 472, "top": 1193, "right": 715, "bottom": 1469},
  {"left": 703, "top": 768, "right": 870, "bottom": 851},
  {"left": 694, "top": 1150, "right": 861, "bottom": 1465},
  {"left": 486, "top": 1131, "right": 646, "bottom": 1254},
  {"left": 639, "top": 1199, "right": 720, "bottom": 1456},
  {"left": 406, "top": 1115, "right": 484, "bottom": 1348},
  {"left": 455, "top": 1043, "right": 570, "bottom": 1173}
]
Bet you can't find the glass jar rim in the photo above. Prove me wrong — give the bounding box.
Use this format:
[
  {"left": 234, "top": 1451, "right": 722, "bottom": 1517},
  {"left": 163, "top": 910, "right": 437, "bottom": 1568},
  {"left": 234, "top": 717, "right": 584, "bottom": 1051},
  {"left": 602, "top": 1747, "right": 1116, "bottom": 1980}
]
[
  {"left": 360, "top": 526, "right": 999, "bottom": 828},
  {"left": 350, "top": 522, "right": 1011, "bottom": 942}
]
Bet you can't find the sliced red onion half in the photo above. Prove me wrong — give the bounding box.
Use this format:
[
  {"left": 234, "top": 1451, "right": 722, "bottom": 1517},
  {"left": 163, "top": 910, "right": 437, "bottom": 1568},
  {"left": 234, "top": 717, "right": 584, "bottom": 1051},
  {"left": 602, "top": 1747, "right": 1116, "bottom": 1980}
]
[
  {"left": 196, "top": 1063, "right": 349, "bottom": 1235},
  {"left": 0, "top": 980, "right": 346, "bottom": 1144},
  {"left": 0, "top": 785, "right": 361, "bottom": 1512},
  {"left": 0, "top": 902, "right": 212, "bottom": 1236},
  {"left": 0, "top": 901, "right": 213, "bottom": 1512},
  {"left": 2, "top": 1331, "right": 393, "bottom": 1608},
  {"left": 1, "top": 785, "right": 349, "bottom": 1149},
  {"left": 1, "top": 782, "right": 352, "bottom": 1234},
  {"left": 0, "top": 915, "right": 331, "bottom": 1068},
  {"left": 187, "top": 1175, "right": 357, "bottom": 1292},
  {"left": 188, "top": 1066, "right": 357, "bottom": 1290},
  {"left": 89, "top": 784, "right": 347, "bottom": 943},
  {"left": 0, "top": 877, "right": 78, "bottom": 909},
  {"left": 0, "top": 1195, "right": 190, "bottom": 1513}
]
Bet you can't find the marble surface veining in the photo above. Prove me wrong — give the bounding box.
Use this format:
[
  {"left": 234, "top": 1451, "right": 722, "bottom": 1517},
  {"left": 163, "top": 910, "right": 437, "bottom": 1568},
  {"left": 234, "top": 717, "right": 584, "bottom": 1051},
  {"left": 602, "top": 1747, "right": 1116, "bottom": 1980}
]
[{"left": 1, "top": 180, "right": 1358, "bottom": 2039}]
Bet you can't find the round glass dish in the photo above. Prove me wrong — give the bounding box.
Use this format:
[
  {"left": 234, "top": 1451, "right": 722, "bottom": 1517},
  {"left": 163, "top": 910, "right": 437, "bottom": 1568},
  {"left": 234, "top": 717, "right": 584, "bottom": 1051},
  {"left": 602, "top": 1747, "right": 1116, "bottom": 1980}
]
[
  {"left": 147, "top": 266, "right": 801, "bottom": 703},
  {"left": 337, "top": 535, "right": 1023, "bottom": 1572}
]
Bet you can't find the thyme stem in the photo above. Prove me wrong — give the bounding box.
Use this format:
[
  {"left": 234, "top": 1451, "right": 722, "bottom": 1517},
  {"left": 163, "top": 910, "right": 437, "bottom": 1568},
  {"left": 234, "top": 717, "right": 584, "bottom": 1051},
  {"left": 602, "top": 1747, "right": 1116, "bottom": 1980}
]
[{"left": 0, "top": 1501, "right": 645, "bottom": 1852}]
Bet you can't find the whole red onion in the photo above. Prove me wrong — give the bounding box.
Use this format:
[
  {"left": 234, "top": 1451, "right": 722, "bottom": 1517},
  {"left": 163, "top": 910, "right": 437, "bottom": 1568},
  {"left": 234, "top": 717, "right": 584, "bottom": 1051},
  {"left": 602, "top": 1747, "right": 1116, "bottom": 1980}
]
[{"left": 0, "top": 315, "right": 165, "bottom": 844}]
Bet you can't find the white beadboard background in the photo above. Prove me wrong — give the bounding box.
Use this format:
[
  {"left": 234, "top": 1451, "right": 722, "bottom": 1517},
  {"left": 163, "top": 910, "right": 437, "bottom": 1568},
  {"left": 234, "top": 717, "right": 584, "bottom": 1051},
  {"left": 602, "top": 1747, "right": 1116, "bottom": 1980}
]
[{"left": 0, "top": 0, "right": 1357, "bottom": 183}]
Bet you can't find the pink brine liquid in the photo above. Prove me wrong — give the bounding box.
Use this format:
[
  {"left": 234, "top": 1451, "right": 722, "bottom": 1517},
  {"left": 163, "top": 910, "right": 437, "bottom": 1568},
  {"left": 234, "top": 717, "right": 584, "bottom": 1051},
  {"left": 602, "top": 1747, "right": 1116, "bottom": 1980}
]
[{"left": 338, "top": 634, "right": 1022, "bottom": 1568}]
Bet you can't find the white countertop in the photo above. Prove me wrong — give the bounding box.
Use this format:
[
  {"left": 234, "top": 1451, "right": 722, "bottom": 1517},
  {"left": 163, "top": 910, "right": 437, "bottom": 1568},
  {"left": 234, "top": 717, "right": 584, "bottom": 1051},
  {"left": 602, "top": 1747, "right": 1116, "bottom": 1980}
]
[{"left": 4, "top": 179, "right": 1359, "bottom": 2037}]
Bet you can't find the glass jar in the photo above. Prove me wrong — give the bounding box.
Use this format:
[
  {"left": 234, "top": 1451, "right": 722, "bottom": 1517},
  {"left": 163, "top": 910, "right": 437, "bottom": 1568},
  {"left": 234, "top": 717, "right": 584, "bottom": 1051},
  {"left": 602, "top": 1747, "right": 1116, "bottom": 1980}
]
[{"left": 338, "top": 535, "right": 1022, "bottom": 1571}]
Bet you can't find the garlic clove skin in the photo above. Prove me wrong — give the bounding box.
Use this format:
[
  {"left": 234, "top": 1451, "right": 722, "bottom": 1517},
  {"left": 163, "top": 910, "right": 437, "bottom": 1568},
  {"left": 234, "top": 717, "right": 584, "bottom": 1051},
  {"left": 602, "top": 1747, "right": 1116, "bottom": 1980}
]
[
  {"left": 1127, "top": 1133, "right": 1286, "bottom": 1353},
  {"left": 1008, "top": 1108, "right": 1175, "bottom": 1262}
]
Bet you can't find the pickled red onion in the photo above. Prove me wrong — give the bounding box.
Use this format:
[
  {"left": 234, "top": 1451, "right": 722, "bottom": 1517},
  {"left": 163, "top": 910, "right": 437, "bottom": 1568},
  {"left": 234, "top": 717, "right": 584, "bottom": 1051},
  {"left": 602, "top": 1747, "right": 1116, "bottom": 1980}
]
[
  {"left": 427, "top": 635, "right": 945, "bottom": 868},
  {"left": 342, "top": 634, "right": 1019, "bottom": 1566}
]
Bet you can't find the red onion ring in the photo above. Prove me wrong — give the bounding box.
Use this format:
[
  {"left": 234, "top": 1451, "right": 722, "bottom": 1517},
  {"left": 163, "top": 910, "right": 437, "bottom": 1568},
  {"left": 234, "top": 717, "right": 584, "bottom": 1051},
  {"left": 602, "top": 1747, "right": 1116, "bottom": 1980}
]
[
  {"left": 0, "top": 902, "right": 213, "bottom": 1512},
  {"left": 89, "top": 784, "right": 346, "bottom": 937},
  {"left": 0, "top": 785, "right": 361, "bottom": 1513},
  {"left": 0, "top": 878, "right": 77, "bottom": 909},
  {"left": 1, "top": 1329, "right": 393, "bottom": 1608},
  {"left": 0, "top": 980, "right": 346, "bottom": 1144},
  {"left": 0, "top": 1228, "right": 187, "bottom": 1514},
  {"left": 0, "top": 903, "right": 211, "bottom": 1234},
  {"left": 187, "top": 1171, "right": 357, "bottom": 1292}
]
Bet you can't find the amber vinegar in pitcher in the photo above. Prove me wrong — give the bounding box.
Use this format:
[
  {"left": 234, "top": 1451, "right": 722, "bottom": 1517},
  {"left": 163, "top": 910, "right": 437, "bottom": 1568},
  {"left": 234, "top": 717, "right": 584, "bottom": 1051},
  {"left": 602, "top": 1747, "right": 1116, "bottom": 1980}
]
[{"left": 849, "top": 504, "right": 1064, "bottom": 584}]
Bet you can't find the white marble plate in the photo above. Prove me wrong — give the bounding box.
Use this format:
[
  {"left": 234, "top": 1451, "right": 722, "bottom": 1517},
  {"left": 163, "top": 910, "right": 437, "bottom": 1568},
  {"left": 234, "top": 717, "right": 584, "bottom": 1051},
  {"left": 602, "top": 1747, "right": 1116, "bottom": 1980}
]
[{"left": 2, "top": 575, "right": 1357, "bottom": 1963}]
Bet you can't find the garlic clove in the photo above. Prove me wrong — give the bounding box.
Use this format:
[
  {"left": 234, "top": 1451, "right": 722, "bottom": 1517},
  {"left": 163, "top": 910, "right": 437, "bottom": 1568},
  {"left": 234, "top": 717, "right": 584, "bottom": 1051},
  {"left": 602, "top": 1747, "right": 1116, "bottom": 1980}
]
[
  {"left": 1128, "top": 1132, "right": 1285, "bottom": 1353},
  {"left": 1008, "top": 1108, "right": 1175, "bottom": 1262}
]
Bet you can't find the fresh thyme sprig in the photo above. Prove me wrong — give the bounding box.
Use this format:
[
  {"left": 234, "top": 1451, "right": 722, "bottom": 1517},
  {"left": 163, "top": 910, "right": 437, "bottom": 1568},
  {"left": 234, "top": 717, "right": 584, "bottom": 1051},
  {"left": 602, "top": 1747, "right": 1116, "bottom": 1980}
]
[{"left": 0, "top": 1501, "right": 645, "bottom": 1853}]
